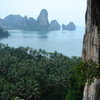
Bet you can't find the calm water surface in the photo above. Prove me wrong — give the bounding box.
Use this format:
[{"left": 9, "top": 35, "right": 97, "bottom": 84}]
[{"left": 0, "top": 27, "right": 84, "bottom": 57}]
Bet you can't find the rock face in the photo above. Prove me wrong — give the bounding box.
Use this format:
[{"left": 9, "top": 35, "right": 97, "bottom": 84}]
[
  {"left": 37, "top": 9, "right": 49, "bottom": 31},
  {"left": 37, "top": 9, "right": 49, "bottom": 26},
  {"left": 49, "top": 20, "right": 60, "bottom": 31},
  {"left": 83, "top": 79, "right": 100, "bottom": 100},
  {"left": 82, "top": 0, "right": 100, "bottom": 63},
  {"left": 82, "top": 0, "right": 100, "bottom": 100},
  {"left": 62, "top": 22, "right": 76, "bottom": 31}
]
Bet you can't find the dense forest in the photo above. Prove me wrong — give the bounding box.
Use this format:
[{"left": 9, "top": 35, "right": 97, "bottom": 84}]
[
  {"left": 0, "top": 43, "right": 93, "bottom": 100},
  {"left": 0, "top": 27, "right": 10, "bottom": 38}
]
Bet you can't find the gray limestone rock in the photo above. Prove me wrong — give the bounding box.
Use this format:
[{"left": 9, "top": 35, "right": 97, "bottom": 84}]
[
  {"left": 62, "top": 22, "right": 76, "bottom": 31},
  {"left": 82, "top": 0, "right": 100, "bottom": 100},
  {"left": 37, "top": 9, "right": 49, "bottom": 26},
  {"left": 49, "top": 20, "right": 60, "bottom": 31}
]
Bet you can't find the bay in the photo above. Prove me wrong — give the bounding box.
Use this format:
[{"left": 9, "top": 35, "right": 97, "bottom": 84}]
[{"left": 0, "top": 27, "right": 84, "bottom": 57}]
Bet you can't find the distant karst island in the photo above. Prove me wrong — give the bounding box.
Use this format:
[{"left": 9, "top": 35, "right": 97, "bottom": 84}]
[
  {"left": 62, "top": 22, "right": 76, "bottom": 31},
  {"left": 0, "top": 9, "right": 76, "bottom": 31},
  {"left": 0, "top": 27, "right": 10, "bottom": 39}
]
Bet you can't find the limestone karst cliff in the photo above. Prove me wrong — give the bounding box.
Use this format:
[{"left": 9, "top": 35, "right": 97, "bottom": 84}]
[
  {"left": 37, "top": 9, "right": 49, "bottom": 31},
  {"left": 0, "top": 9, "right": 61, "bottom": 31},
  {"left": 82, "top": 0, "right": 100, "bottom": 100},
  {"left": 62, "top": 22, "right": 76, "bottom": 31},
  {"left": 37, "top": 9, "right": 49, "bottom": 26},
  {"left": 49, "top": 20, "right": 60, "bottom": 31}
]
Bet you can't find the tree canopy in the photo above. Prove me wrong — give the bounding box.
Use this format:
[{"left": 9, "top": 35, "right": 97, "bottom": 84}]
[{"left": 0, "top": 44, "right": 83, "bottom": 100}]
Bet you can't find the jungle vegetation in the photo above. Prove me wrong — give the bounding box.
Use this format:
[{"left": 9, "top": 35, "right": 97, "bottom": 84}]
[{"left": 0, "top": 44, "right": 98, "bottom": 100}]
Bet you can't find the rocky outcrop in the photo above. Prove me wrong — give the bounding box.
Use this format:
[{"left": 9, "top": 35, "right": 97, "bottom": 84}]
[
  {"left": 22, "top": 16, "right": 29, "bottom": 29},
  {"left": 83, "top": 79, "right": 100, "bottom": 100},
  {"left": 0, "top": 9, "right": 61, "bottom": 31},
  {"left": 49, "top": 20, "right": 60, "bottom": 31},
  {"left": 62, "top": 22, "right": 76, "bottom": 31},
  {"left": 82, "top": 0, "right": 100, "bottom": 63},
  {"left": 0, "top": 27, "right": 10, "bottom": 38},
  {"left": 0, "top": 14, "right": 37, "bottom": 30},
  {"left": 28, "top": 17, "right": 37, "bottom": 30},
  {"left": 4, "top": 14, "right": 23, "bottom": 29},
  {"left": 82, "top": 0, "right": 100, "bottom": 100},
  {"left": 37, "top": 9, "right": 49, "bottom": 26},
  {"left": 37, "top": 9, "right": 49, "bottom": 31}
]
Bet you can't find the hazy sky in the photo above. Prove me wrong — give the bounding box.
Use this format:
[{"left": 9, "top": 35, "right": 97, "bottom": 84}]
[{"left": 0, "top": 0, "right": 87, "bottom": 26}]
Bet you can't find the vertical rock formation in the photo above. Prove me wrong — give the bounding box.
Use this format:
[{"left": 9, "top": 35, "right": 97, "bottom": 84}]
[
  {"left": 21, "top": 16, "right": 29, "bottom": 29},
  {"left": 49, "top": 20, "right": 60, "bottom": 31},
  {"left": 0, "top": 9, "right": 60, "bottom": 31},
  {"left": 37, "top": 9, "right": 49, "bottom": 26},
  {"left": 82, "top": 0, "right": 100, "bottom": 100},
  {"left": 37, "top": 9, "right": 49, "bottom": 31},
  {"left": 62, "top": 22, "right": 76, "bottom": 31},
  {"left": 28, "top": 17, "right": 37, "bottom": 30}
]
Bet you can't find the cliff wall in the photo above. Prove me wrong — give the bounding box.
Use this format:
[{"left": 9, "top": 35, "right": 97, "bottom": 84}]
[{"left": 82, "top": 0, "right": 100, "bottom": 100}]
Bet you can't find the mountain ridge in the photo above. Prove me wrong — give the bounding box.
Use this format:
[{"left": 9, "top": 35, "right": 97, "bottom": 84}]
[{"left": 0, "top": 9, "right": 76, "bottom": 31}]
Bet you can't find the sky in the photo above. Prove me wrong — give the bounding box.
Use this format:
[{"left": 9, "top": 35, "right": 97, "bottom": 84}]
[{"left": 0, "top": 0, "right": 87, "bottom": 26}]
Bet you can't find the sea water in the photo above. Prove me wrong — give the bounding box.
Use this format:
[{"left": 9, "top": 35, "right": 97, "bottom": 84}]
[{"left": 0, "top": 26, "right": 84, "bottom": 57}]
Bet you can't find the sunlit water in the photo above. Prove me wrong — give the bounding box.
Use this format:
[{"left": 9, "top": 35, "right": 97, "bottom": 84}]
[{"left": 0, "top": 27, "right": 84, "bottom": 57}]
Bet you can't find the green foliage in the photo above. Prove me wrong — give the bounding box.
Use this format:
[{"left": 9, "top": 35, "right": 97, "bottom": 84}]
[
  {"left": 65, "top": 57, "right": 84, "bottom": 100},
  {"left": 2, "top": 44, "right": 98, "bottom": 100},
  {"left": 66, "top": 59, "right": 100, "bottom": 100},
  {"left": 0, "top": 44, "right": 82, "bottom": 100},
  {"left": 75, "top": 60, "right": 100, "bottom": 84},
  {"left": 1, "top": 44, "right": 97, "bottom": 100}
]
